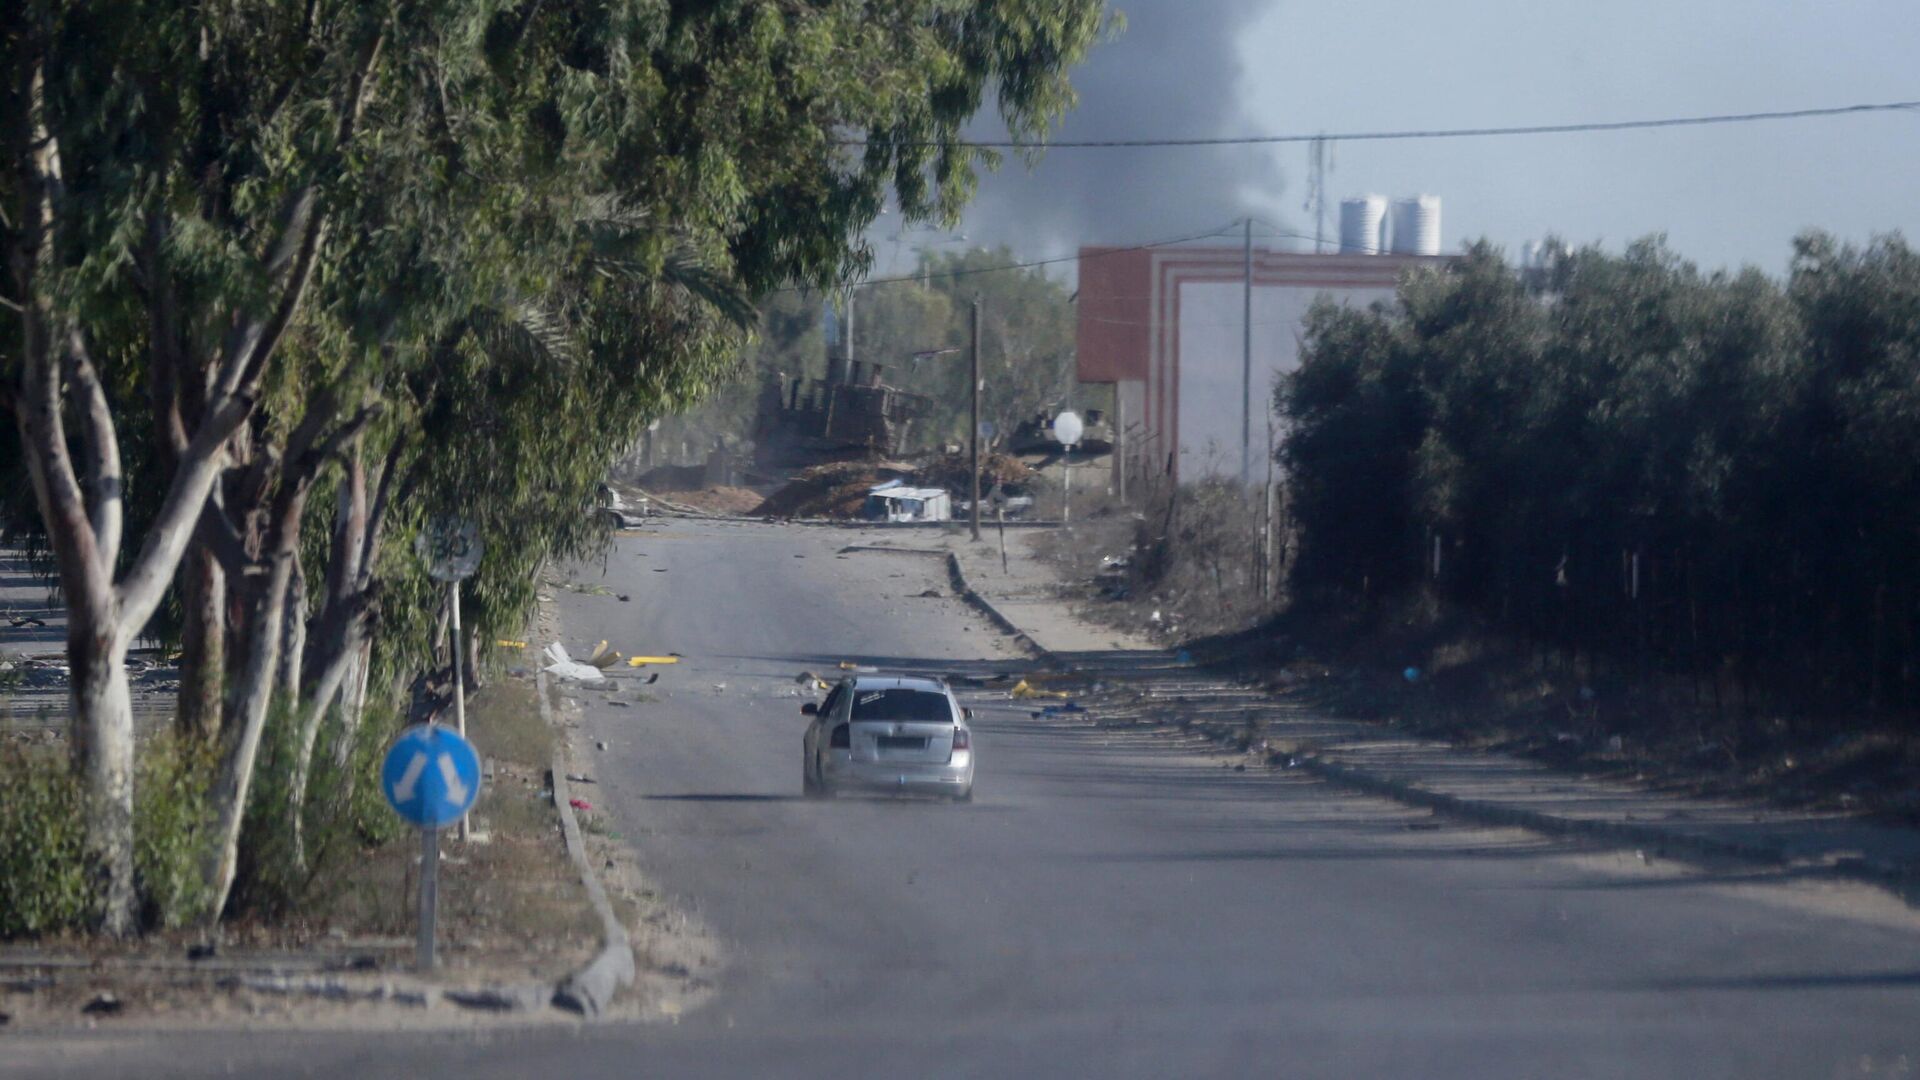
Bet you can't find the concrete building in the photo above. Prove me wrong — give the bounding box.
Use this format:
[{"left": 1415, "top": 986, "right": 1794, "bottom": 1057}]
[{"left": 1076, "top": 243, "right": 1450, "bottom": 488}]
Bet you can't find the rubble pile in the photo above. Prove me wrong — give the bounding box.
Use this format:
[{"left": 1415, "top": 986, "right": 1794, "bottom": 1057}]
[
  {"left": 752, "top": 451, "right": 1037, "bottom": 520},
  {"left": 751, "top": 461, "right": 915, "bottom": 519},
  {"left": 914, "top": 452, "right": 1034, "bottom": 495},
  {"left": 664, "top": 486, "right": 765, "bottom": 515}
]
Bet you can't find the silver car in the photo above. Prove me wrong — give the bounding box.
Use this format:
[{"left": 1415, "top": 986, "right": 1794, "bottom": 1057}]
[{"left": 802, "top": 674, "right": 974, "bottom": 801}]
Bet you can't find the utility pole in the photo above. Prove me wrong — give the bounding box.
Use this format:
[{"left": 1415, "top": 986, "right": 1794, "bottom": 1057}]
[
  {"left": 969, "top": 296, "right": 982, "bottom": 541},
  {"left": 1241, "top": 216, "right": 1253, "bottom": 487},
  {"left": 1309, "top": 136, "right": 1329, "bottom": 254}
]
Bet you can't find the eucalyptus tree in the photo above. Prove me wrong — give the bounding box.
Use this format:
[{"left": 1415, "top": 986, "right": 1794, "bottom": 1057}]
[
  {"left": 4, "top": 0, "right": 395, "bottom": 933},
  {"left": 6, "top": 0, "right": 1108, "bottom": 932}
]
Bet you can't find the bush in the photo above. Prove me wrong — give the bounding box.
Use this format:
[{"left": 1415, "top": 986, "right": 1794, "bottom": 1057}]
[
  {"left": 0, "top": 745, "right": 97, "bottom": 937},
  {"left": 134, "top": 735, "right": 215, "bottom": 929},
  {"left": 231, "top": 696, "right": 405, "bottom": 917}
]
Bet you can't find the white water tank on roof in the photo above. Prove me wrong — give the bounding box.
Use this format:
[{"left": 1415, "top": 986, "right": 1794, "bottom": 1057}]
[
  {"left": 1338, "top": 195, "right": 1388, "bottom": 254},
  {"left": 1389, "top": 195, "right": 1442, "bottom": 255}
]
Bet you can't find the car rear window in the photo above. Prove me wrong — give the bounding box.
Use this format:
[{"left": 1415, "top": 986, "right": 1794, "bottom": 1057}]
[{"left": 850, "top": 689, "right": 953, "bottom": 723}]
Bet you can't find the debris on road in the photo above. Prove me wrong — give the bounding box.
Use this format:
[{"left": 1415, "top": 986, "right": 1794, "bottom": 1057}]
[
  {"left": 497, "top": 639, "right": 527, "bottom": 649},
  {"left": 543, "top": 643, "right": 610, "bottom": 684},
  {"left": 1010, "top": 679, "right": 1069, "bottom": 700},
  {"left": 569, "top": 798, "right": 593, "bottom": 812},
  {"left": 627, "top": 656, "right": 680, "bottom": 667},
  {"left": 752, "top": 460, "right": 915, "bottom": 519}
]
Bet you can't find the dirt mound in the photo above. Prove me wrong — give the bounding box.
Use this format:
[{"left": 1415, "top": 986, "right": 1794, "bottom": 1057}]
[
  {"left": 752, "top": 461, "right": 916, "bottom": 519},
  {"left": 915, "top": 452, "right": 1034, "bottom": 494},
  {"left": 664, "top": 486, "right": 765, "bottom": 515}
]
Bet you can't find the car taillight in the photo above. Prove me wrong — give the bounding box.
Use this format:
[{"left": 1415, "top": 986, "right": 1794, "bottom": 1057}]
[
  {"left": 952, "top": 727, "right": 970, "bottom": 751},
  {"left": 829, "top": 724, "right": 849, "bottom": 749}
]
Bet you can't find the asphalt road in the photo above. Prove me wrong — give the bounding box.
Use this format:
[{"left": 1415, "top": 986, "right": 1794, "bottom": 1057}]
[{"left": 15, "top": 519, "right": 1920, "bottom": 1079}]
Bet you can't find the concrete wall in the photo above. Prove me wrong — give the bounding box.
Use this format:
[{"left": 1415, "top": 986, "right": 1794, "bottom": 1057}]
[
  {"left": 1076, "top": 246, "right": 1451, "bottom": 488},
  {"left": 1173, "top": 280, "right": 1395, "bottom": 482}
]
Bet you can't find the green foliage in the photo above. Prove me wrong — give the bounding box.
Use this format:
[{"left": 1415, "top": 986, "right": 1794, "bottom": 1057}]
[
  {"left": 133, "top": 735, "right": 215, "bottom": 929},
  {"left": 231, "top": 699, "right": 317, "bottom": 915},
  {"left": 0, "top": 746, "right": 97, "bottom": 937},
  {"left": 7, "top": 0, "right": 1108, "bottom": 931},
  {"left": 1281, "top": 232, "right": 1920, "bottom": 714}
]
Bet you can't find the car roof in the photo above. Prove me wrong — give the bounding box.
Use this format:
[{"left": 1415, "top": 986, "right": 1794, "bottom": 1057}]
[{"left": 848, "top": 674, "right": 950, "bottom": 694}]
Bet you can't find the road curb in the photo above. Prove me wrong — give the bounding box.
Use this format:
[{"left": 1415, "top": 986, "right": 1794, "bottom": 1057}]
[
  {"left": 943, "top": 552, "right": 1046, "bottom": 659},
  {"left": 540, "top": 664, "right": 636, "bottom": 1017},
  {"left": 832, "top": 543, "right": 1045, "bottom": 658},
  {"left": 944, "top": 554, "right": 1920, "bottom": 902},
  {"left": 1290, "top": 752, "right": 1920, "bottom": 901}
]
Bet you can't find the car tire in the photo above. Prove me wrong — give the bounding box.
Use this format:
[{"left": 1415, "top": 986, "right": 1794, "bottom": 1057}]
[{"left": 952, "top": 785, "right": 973, "bottom": 804}]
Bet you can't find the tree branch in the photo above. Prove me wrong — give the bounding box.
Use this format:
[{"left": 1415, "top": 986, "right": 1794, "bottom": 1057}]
[
  {"left": 143, "top": 210, "right": 192, "bottom": 464},
  {"left": 65, "top": 328, "right": 125, "bottom": 568},
  {"left": 362, "top": 434, "right": 409, "bottom": 585},
  {"left": 11, "top": 60, "right": 106, "bottom": 600},
  {"left": 193, "top": 499, "right": 263, "bottom": 578},
  {"left": 115, "top": 387, "right": 257, "bottom": 627},
  {"left": 214, "top": 29, "right": 386, "bottom": 406}
]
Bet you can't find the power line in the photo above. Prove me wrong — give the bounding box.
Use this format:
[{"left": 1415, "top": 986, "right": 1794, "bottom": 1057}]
[
  {"left": 773, "top": 218, "right": 1352, "bottom": 296},
  {"left": 842, "top": 100, "right": 1920, "bottom": 150},
  {"left": 778, "top": 220, "right": 1256, "bottom": 293}
]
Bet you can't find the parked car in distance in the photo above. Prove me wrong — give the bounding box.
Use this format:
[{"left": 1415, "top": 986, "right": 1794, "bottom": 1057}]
[
  {"left": 802, "top": 674, "right": 974, "bottom": 801},
  {"left": 595, "top": 482, "right": 649, "bottom": 528}
]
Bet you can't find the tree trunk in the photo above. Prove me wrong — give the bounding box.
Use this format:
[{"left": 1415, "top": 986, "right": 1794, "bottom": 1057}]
[
  {"left": 288, "top": 621, "right": 363, "bottom": 871},
  {"left": 68, "top": 607, "right": 137, "bottom": 936},
  {"left": 333, "top": 639, "right": 373, "bottom": 776},
  {"left": 201, "top": 490, "right": 307, "bottom": 921},
  {"left": 281, "top": 550, "right": 306, "bottom": 701},
  {"left": 177, "top": 546, "right": 226, "bottom": 744}
]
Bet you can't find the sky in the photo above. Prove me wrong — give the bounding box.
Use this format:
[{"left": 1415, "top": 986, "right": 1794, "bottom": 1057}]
[{"left": 878, "top": 0, "right": 1920, "bottom": 279}]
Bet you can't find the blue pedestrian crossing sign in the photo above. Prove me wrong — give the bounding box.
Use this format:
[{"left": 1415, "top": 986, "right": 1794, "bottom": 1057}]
[{"left": 382, "top": 726, "right": 483, "bottom": 829}]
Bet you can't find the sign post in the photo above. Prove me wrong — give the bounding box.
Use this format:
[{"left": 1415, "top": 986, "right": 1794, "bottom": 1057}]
[
  {"left": 988, "top": 484, "right": 1011, "bottom": 573},
  {"left": 1051, "top": 411, "right": 1084, "bottom": 528},
  {"left": 382, "top": 725, "right": 483, "bottom": 972},
  {"left": 398, "top": 517, "right": 485, "bottom": 973},
  {"left": 415, "top": 519, "right": 483, "bottom": 839}
]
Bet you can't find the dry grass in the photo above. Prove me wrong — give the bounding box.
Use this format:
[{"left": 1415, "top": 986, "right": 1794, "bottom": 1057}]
[{"left": 310, "top": 676, "right": 600, "bottom": 975}]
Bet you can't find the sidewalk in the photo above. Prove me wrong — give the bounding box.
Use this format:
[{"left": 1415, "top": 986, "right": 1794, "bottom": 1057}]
[
  {"left": 927, "top": 528, "right": 1920, "bottom": 904},
  {"left": 941, "top": 528, "right": 1160, "bottom": 656}
]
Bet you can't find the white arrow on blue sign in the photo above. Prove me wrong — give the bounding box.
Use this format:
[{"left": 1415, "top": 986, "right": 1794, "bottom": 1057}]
[{"left": 382, "top": 725, "right": 483, "bottom": 829}]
